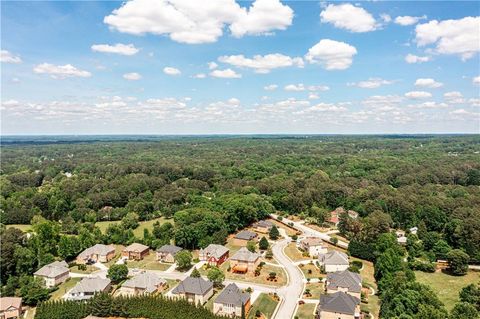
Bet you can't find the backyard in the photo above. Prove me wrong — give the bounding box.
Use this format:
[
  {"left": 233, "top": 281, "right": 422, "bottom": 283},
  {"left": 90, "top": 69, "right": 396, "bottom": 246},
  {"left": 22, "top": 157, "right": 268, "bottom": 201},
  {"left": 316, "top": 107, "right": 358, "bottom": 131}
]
[
  {"left": 247, "top": 293, "right": 279, "bottom": 319},
  {"left": 50, "top": 277, "right": 81, "bottom": 300}
]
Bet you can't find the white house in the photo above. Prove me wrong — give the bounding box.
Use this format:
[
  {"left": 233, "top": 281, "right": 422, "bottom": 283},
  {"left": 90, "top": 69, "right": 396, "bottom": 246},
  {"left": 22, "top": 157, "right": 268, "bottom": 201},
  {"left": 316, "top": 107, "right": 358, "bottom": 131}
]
[
  {"left": 299, "top": 237, "right": 328, "bottom": 257},
  {"left": 319, "top": 251, "right": 350, "bottom": 273},
  {"left": 34, "top": 260, "right": 70, "bottom": 288}
]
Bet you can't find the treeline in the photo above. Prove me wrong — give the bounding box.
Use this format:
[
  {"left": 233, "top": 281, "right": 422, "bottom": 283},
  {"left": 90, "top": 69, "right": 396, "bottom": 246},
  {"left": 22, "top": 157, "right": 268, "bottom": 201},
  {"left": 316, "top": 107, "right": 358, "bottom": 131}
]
[{"left": 35, "top": 293, "right": 224, "bottom": 319}]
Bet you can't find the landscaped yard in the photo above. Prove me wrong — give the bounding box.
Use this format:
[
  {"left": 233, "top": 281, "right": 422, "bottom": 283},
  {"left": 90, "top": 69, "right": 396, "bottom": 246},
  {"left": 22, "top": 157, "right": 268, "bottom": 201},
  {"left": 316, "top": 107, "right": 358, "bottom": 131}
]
[
  {"left": 303, "top": 282, "right": 324, "bottom": 299},
  {"left": 299, "top": 263, "right": 322, "bottom": 280},
  {"left": 284, "top": 243, "right": 309, "bottom": 262},
  {"left": 69, "top": 264, "right": 99, "bottom": 274},
  {"left": 50, "top": 277, "right": 81, "bottom": 300},
  {"left": 248, "top": 293, "right": 279, "bottom": 319},
  {"left": 126, "top": 253, "right": 172, "bottom": 271},
  {"left": 222, "top": 262, "right": 287, "bottom": 287},
  {"left": 294, "top": 303, "right": 316, "bottom": 319},
  {"left": 415, "top": 270, "right": 480, "bottom": 311}
]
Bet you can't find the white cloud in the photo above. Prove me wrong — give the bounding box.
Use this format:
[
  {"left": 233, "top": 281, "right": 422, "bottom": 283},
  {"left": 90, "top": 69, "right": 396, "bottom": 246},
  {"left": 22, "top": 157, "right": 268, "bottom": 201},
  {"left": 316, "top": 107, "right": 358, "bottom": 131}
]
[
  {"left": 163, "top": 67, "right": 181, "bottom": 76},
  {"left": 193, "top": 73, "right": 206, "bottom": 79},
  {"left": 394, "top": 15, "right": 426, "bottom": 26},
  {"left": 208, "top": 62, "right": 218, "bottom": 70},
  {"left": 444, "top": 91, "right": 465, "bottom": 104},
  {"left": 91, "top": 43, "right": 139, "bottom": 56},
  {"left": 284, "top": 84, "right": 330, "bottom": 92},
  {"left": 123, "top": 72, "right": 142, "bottom": 80},
  {"left": 284, "top": 84, "right": 305, "bottom": 91},
  {"left": 218, "top": 53, "right": 303, "bottom": 73},
  {"left": 33, "top": 63, "right": 91, "bottom": 79},
  {"left": 264, "top": 84, "right": 278, "bottom": 91},
  {"left": 414, "top": 78, "right": 443, "bottom": 88},
  {"left": 1, "top": 50, "right": 22, "bottom": 63},
  {"left": 308, "top": 93, "right": 319, "bottom": 100},
  {"left": 2, "top": 99, "right": 20, "bottom": 107},
  {"left": 230, "top": 0, "right": 293, "bottom": 37},
  {"left": 473, "top": 76, "right": 480, "bottom": 85},
  {"left": 469, "top": 98, "right": 480, "bottom": 107},
  {"left": 348, "top": 78, "right": 393, "bottom": 89},
  {"left": 405, "top": 53, "right": 431, "bottom": 64},
  {"left": 408, "top": 101, "right": 448, "bottom": 109},
  {"left": 362, "top": 95, "right": 403, "bottom": 111},
  {"left": 415, "top": 17, "right": 480, "bottom": 60},
  {"left": 405, "top": 91, "right": 432, "bottom": 99},
  {"left": 380, "top": 14, "right": 392, "bottom": 23},
  {"left": 104, "top": 0, "right": 293, "bottom": 44},
  {"left": 301, "top": 102, "right": 348, "bottom": 113},
  {"left": 305, "top": 39, "right": 357, "bottom": 70},
  {"left": 209, "top": 68, "right": 242, "bottom": 78},
  {"left": 320, "top": 3, "right": 377, "bottom": 33}
]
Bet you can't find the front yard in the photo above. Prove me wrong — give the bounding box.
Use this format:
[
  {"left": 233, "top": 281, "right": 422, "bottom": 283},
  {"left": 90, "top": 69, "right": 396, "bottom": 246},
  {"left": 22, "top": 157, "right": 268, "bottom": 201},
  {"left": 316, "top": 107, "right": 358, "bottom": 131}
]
[
  {"left": 126, "top": 253, "right": 172, "bottom": 271},
  {"left": 50, "top": 277, "right": 81, "bottom": 300},
  {"left": 299, "top": 263, "right": 322, "bottom": 280},
  {"left": 247, "top": 293, "right": 279, "bottom": 319},
  {"left": 284, "top": 243, "right": 309, "bottom": 262},
  {"left": 294, "top": 303, "right": 316, "bottom": 319},
  {"left": 221, "top": 262, "right": 287, "bottom": 287},
  {"left": 303, "top": 282, "right": 324, "bottom": 299}
]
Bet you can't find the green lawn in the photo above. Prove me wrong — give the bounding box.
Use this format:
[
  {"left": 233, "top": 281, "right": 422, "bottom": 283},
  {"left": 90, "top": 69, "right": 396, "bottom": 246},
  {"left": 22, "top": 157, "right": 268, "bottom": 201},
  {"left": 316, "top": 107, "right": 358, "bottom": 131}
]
[
  {"left": 204, "top": 288, "right": 221, "bottom": 310},
  {"left": 415, "top": 270, "right": 480, "bottom": 311},
  {"left": 248, "top": 293, "right": 279, "bottom": 319},
  {"left": 50, "top": 277, "right": 81, "bottom": 300},
  {"left": 126, "top": 253, "right": 172, "bottom": 271},
  {"left": 299, "top": 263, "right": 322, "bottom": 280},
  {"left": 6, "top": 224, "right": 32, "bottom": 232},
  {"left": 284, "top": 243, "right": 309, "bottom": 262},
  {"left": 95, "top": 217, "right": 173, "bottom": 237},
  {"left": 69, "top": 264, "right": 99, "bottom": 274},
  {"left": 304, "top": 282, "right": 324, "bottom": 299},
  {"left": 294, "top": 303, "right": 316, "bottom": 319},
  {"left": 104, "top": 245, "right": 125, "bottom": 267}
]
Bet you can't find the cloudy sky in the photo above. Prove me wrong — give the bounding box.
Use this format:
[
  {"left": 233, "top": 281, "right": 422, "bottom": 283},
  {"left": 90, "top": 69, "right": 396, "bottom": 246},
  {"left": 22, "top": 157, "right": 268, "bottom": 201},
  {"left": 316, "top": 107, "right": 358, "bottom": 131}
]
[{"left": 1, "top": 0, "right": 479, "bottom": 135}]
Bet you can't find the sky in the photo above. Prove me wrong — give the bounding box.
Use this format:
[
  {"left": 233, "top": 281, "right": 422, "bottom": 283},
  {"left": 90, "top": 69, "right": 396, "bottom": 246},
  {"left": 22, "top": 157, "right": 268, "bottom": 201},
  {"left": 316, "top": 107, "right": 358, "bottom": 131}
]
[{"left": 1, "top": 0, "right": 479, "bottom": 135}]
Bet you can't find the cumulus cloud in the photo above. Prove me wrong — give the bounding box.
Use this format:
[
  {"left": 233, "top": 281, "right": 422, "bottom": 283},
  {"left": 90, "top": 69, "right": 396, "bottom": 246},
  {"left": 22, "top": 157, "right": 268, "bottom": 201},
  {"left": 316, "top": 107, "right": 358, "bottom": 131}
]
[
  {"left": 414, "top": 78, "right": 443, "bottom": 88},
  {"left": 348, "top": 78, "right": 393, "bottom": 89},
  {"left": 408, "top": 101, "right": 448, "bottom": 109},
  {"left": 444, "top": 91, "right": 465, "bottom": 104},
  {"left": 104, "top": 0, "right": 293, "bottom": 44},
  {"left": 218, "top": 53, "right": 303, "bottom": 73},
  {"left": 33, "top": 63, "right": 91, "bottom": 79},
  {"left": 284, "top": 84, "right": 329, "bottom": 92},
  {"left": 415, "top": 17, "right": 480, "bottom": 60},
  {"left": 405, "top": 54, "right": 431, "bottom": 64},
  {"left": 380, "top": 14, "right": 392, "bottom": 23},
  {"left": 193, "top": 73, "right": 206, "bottom": 79},
  {"left": 405, "top": 91, "right": 432, "bottom": 99},
  {"left": 394, "top": 15, "right": 426, "bottom": 26},
  {"left": 123, "top": 72, "right": 142, "bottom": 80},
  {"left": 320, "top": 3, "right": 377, "bottom": 33},
  {"left": 91, "top": 43, "right": 139, "bottom": 55},
  {"left": 163, "top": 67, "right": 181, "bottom": 75},
  {"left": 264, "top": 84, "right": 278, "bottom": 91},
  {"left": 208, "top": 62, "right": 218, "bottom": 70},
  {"left": 1, "top": 50, "right": 22, "bottom": 63},
  {"left": 305, "top": 39, "right": 357, "bottom": 70},
  {"left": 209, "top": 68, "right": 242, "bottom": 78},
  {"left": 473, "top": 76, "right": 480, "bottom": 85}
]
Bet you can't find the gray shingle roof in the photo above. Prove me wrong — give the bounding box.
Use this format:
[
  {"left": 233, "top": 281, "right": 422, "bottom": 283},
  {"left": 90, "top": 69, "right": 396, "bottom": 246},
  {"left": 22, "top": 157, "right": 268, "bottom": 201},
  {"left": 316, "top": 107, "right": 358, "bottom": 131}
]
[
  {"left": 319, "top": 251, "right": 349, "bottom": 266},
  {"left": 122, "top": 272, "right": 166, "bottom": 293},
  {"left": 171, "top": 277, "right": 213, "bottom": 296},
  {"left": 234, "top": 230, "right": 258, "bottom": 240},
  {"left": 318, "top": 291, "right": 360, "bottom": 315},
  {"left": 215, "top": 283, "right": 250, "bottom": 307},
  {"left": 254, "top": 220, "right": 273, "bottom": 228},
  {"left": 327, "top": 270, "right": 362, "bottom": 293},
  {"left": 77, "top": 244, "right": 115, "bottom": 259},
  {"left": 200, "top": 244, "right": 229, "bottom": 259},
  {"left": 34, "top": 260, "right": 69, "bottom": 278},
  {"left": 156, "top": 244, "right": 182, "bottom": 255},
  {"left": 69, "top": 277, "right": 111, "bottom": 295},
  {"left": 230, "top": 247, "right": 261, "bottom": 263}
]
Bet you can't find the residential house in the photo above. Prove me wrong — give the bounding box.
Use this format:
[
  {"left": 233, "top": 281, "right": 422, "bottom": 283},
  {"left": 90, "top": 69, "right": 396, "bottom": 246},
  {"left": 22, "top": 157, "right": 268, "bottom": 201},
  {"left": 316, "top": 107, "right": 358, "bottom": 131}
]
[
  {"left": 119, "top": 271, "right": 167, "bottom": 296},
  {"left": 122, "top": 243, "right": 150, "bottom": 261},
  {"left": 233, "top": 230, "right": 258, "bottom": 246},
  {"left": 0, "top": 297, "right": 22, "bottom": 319},
  {"left": 299, "top": 237, "right": 327, "bottom": 257},
  {"left": 326, "top": 270, "right": 362, "bottom": 298},
  {"left": 409, "top": 227, "right": 418, "bottom": 235},
  {"left": 319, "top": 251, "right": 350, "bottom": 272},
  {"left": 199, "top": 244, "right": 229, "bottom": 267},
  {"left": 65, "top": 277, "right": 111, "bottom": 301},
  {"left": 395, "top": 230, "right": 407, "bottom": 245},
  {"left": 171, "top": 277, "right": 214, "bottom": 305},
  {"left": 328, "top": 207, "right": 359, "bottom": 226},
  {"left": 156, "top": 244, "right": 182, "bottom": 263},
  {"left": 230, "top": 247, "right": 261, "bottom": 274},
  {"left": 34, "top": 260, "right": 70, "bottom": 288},
  {"left": 76, "top": 244, "right": 115, "bottom": 264},
  {"left": 213, "top": 283, "right": 251, "bottom": 317},
  {"left": 252, "top": 220, "right": 273, "bottom": 234},
  {"left": 316, "top": 291, "right": 360, "bottom": 319}
]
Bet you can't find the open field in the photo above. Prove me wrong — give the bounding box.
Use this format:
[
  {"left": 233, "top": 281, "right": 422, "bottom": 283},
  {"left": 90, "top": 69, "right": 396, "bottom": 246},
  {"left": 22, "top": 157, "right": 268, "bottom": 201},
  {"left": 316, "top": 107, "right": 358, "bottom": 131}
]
[
  {"left": 284, "top": 243, "right": 309, "bottom": 262},
  {"left": 294, "top": 303, "right": 316, "bottom": 319},
  {"left": 126, "top": 253, "right": 172, "bottom": 271},
  {"left": 248, "top": 293, "right": 279, "bottom": 319},
  {"left": 415, "top": 270, "right": 480, "bottom": 311},
  {"left": 50, "top": 277, "right": 81, "bottom": 300}
]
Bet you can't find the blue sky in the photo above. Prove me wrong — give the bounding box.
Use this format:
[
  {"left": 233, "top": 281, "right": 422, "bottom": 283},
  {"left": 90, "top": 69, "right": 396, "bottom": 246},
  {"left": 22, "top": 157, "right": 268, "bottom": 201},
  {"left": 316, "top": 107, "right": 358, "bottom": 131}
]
[{"left": 1, "top": 0, "right": 479, "bottom": 134}]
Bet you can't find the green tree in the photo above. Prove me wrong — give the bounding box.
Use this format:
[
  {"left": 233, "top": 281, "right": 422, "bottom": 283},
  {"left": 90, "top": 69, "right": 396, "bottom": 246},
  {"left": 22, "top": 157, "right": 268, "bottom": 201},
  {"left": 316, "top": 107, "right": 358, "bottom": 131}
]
[
  {"left": 107, "top": 264, "right": 128, "bottom": 283},
  {"left": 269, "top": 226, "right": 280, "bottom": 240},
  {"left": 175, "top": 250, "right": 192, "bottom": 270},
  {"left": 447, "top": 249, "right": 470, "bottom": 275},
  {"left": 459, "top": 283, "right": 480, "bottom": 310},
  {"left": 121, "top": 212, "right": 139, "bottom": 229},
  {"left": 207, "top": 267, "right": 225, "bottom": 287},
  {"left": 432, "top": 240, "right": 451, "bottom": 260},
  {"left": 19, "top": 276, "right": 50, "bottom": 306},
  {"left": 89, "top": 292, "right": 113, "bottom": 317},
  {"left": 450, "top": 302, "right": 479, "bottom": 319},
  {"left": 58, "top": 235, "right": 82, "bottom": 260},
  {"left": 247, "top": 240, "right": 257, "bottom": 253},
  {"left": 190, "top": 267, "right": 201, "bottom": 278},
  {"left": 259, "top": 237, "right": 269, "bottom": 250}
]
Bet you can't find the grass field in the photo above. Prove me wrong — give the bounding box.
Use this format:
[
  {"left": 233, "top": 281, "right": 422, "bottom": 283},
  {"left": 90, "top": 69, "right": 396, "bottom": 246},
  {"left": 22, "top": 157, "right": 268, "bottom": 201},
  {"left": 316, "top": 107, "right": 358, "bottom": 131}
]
[
  {"left": 69, "top": 264, "right": 99, "bottom": 274},
  {"left": 126, "top": 253, "right": 172, "bottom": 271},
  {"left": 299, "top": 263, "right": 322, "bottom": 280},
  {"left": 284, "top": 243, "right": 309, "bottom": 262},
  {"left": 415, "top": 270, "right": 480, "bottom": 311},
  {"left": 95, "top": 217, "right": 173, "bottom": 237},
  {"left": 248, "top": 293, "right": 279, "bottom": 319},
  {"left": 6, "top": 224, "right": 32, "bottom": 232},
  {"left": 304, "top": 282, "right": 324, "bottom": 299},
  {"left": 50, "top": 277, "right": 81, "bottom": 300},
  {"left": 294, "top": 303, "right": 316, "bottom": 319}
]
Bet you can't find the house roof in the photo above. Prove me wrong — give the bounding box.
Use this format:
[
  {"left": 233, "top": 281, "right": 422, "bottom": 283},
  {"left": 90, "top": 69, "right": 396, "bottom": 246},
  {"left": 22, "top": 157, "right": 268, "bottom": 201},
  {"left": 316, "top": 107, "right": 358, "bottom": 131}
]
[
  {"left": 301, "top": 237, "right": 324, "bottom": 247},
  {"left": 234, "top": 230, "right": 258, "bottom": 240},
  {"left": 200, "top": 244, "right": 229, "bottom": 259},
  {"left": 318, "top": 292, "right": 360, "bottom": 315},
  {"left": 254, "top": 220, "right": 273, "bottom": 228},
  {"left": 0, "top": 297, "right": 22, "bottom": 311},
  {"left": 69, "top": 277, "right": 111, "bottom": 295},
  {"left": 77, "top": 244, "right": 115, "bottom": 259},
  {"left": 124, "top": 243, "right": 149, "bottom": 253},
  {"left": 171, "top": 277, "right": 213, "bottom": 296},
  {"left": 230, "top": 247, "right": 261, "bottom": 263},
  {"left": 34, "top": 260, "right": 69, "bottom": 278},
  {"left": 156, "top": 244, "right": 182, "bottom": 255},
  {"left": 319, "top": 251, "right": 349, "bottom": 266},
  {"left": 215, "top": 283, "right": 250, "bottom": 307},
  {"left": 327, "top": 270, "right": 362, "bottom": 293},
  {"left": 122, "top": 272, "right": 166, "bottom": 293}
]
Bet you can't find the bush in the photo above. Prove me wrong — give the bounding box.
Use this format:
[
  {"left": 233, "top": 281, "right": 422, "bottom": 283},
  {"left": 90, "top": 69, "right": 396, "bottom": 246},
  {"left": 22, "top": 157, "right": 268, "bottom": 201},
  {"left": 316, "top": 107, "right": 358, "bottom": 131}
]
[
  {"left": 409, "top": 260, "right": 436, "bottom": 273},
  {"left": 351, "top": 260, "right": 363, "bottom": 269}
]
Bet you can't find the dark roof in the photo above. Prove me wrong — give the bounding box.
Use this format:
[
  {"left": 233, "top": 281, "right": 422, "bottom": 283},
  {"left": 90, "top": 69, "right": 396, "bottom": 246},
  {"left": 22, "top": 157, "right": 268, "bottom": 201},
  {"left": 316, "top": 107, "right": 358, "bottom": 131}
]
[
  {"left": 171, "top": 277, "right": 213, "bottom": 296},
  {"left": 234, "top": 230, "right": 258, "bottom": 240},
  {"left": 327, "top": 270, "right": 362, "bottom": 293},
  {"left": 318, "top": 292, "right": 360, "bottom": 315},
  {"left": 215, "top": 283, "right": 250, "bottom": 307},
  {"left": 156, "top": 244, "right": 182, "bottom": 255}
]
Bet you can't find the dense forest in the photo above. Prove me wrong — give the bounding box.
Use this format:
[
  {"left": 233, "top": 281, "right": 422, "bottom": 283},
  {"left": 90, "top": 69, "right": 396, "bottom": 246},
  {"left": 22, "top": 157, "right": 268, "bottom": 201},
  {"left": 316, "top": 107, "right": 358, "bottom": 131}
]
[{"left": 1, "top": 135, "right": 479, "bottom": 314}]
